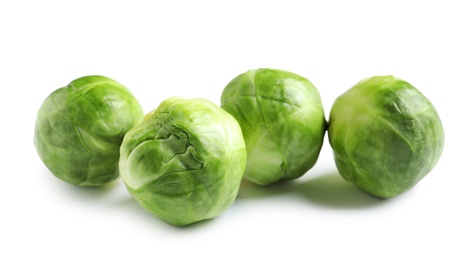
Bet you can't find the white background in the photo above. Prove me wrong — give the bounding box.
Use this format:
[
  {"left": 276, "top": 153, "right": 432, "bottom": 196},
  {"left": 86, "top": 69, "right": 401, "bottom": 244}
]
[{"left": 1, "top": 0, "right": 472, "bottom": 259}]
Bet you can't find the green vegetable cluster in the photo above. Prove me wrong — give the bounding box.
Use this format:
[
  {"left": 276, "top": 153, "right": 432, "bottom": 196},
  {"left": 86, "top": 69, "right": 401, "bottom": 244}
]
[{"left": 35, "top": 71, "right": 444, "bottom": 226}]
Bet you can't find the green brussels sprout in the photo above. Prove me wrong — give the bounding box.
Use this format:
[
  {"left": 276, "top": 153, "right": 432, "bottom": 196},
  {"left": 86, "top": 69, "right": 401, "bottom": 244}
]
[
  {"left": 328, "top": 75, "right": 444, "bottom": 198},
  {"left": 34, "top": 75, "right": 144, "bottom": 186},
  {"left": 221, "top": 68, "right": 326, "bottom": 185},
  {"left": 119, "top": 97, "right": 247, "bottom": 226}
]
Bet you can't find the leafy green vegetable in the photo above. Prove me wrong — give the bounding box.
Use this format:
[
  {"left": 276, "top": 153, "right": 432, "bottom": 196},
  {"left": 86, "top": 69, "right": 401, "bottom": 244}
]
[
  {"left": 34, "top": 75, "right": 143, "bottom": 186},
  {"left": 119, "top": 97, "right": 247, "bottom": 226},
  {"left": 221, "top": 68, "right": 326, "bottom": 185},
  {"left": 328, "top": 75, "right": 444, "bottom": 198}
]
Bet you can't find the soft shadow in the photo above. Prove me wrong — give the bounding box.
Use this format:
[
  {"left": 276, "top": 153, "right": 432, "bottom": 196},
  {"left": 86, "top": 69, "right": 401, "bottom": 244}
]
[
  {"left": 110, "top": 194, "right": 219, "bottom": 231},
  {"left": 110, "top": 195, "right": 170, "bottom": 225},
  {"left": 66, "top": 180, "right": 120, "bottom": 198},
  {"left": 40, "top": 167, "right": 119, "bottom": 199},
  {"left": 235, "top": 171, "right": 387, "bottom": 209},
  {"left": 110, "top": 195, "right": 145, "bottom": 212},
  {"left": 297, "top": 172, "right": 385, "bottom": 209},
  {"left": 237, "top": 178, "right": 297, "bottom": 199},
  {"left": 179, "top": 218, "right": 216, "bottom": 230}
]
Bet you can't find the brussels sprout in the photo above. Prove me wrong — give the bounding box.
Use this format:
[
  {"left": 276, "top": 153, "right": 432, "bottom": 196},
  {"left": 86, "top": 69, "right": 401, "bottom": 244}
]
[
  {"left": 34, "top": 75, "right": 144, "bottom": 186},
  {"left": 119, "top": 97, "right": 247, "bottom": 226},
  {"left": 328, "top": 76, "right": 444, "bottom": 198},
  {"left": 221, "top": 68, "right": 326, "bottom": 185}
]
